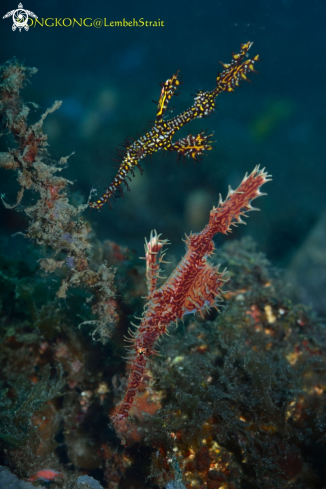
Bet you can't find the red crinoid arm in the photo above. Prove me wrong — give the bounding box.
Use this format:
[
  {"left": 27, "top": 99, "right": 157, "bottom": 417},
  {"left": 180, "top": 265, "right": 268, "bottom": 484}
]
[
  {"left": 170, "top": 166, "right": 271, "bottom": 318},
  {"left": 112, "top": 167, "right": 271, "bottom": 423},
  {"left": 112, "top": 352, "right": 148, "bottom": 421},
  {"left": 179, "top": 263, "right": 229, "bottom": 318},
  {"left": 113, "top": 317, "right": 162, "bottom": 422},
  {"left": 205, "top": 165, "right": 271, "bottom": 239},
  {"left": 140, "top": 230, "right": 170, "bottom": 297}
]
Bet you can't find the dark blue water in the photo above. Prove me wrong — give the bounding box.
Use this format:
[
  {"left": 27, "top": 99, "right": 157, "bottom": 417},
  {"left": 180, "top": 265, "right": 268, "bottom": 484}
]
[{"left": 1, "top": 0, "right": 325, "bottom": 266}]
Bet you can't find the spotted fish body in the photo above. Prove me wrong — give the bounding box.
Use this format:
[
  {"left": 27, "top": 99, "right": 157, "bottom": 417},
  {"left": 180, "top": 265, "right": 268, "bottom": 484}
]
[{"left": 90, "top": 42, "right": 259, "bottom": 210}]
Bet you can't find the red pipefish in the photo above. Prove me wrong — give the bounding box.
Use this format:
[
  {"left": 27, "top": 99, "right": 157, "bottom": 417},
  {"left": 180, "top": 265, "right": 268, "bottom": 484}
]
[{"left": 113, "top": 166, "right": 271, "bottom": 421}]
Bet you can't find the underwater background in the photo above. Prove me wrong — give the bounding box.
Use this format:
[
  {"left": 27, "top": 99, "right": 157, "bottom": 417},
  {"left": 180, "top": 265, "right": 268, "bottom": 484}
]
[
  {"left": 1, "top": 0, "right": 325, "bottom": 264},
  {"left": 1, "top": 0, "right": 326, "bottom": 488}
]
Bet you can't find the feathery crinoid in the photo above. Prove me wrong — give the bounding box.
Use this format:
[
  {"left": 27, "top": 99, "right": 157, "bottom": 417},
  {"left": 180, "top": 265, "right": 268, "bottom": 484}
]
[
  {"left": 90, "top": 42, "right": 259, "bottom": 210},
  {"left": 112, "top": 166, "right": 271, "bottom": 421}
]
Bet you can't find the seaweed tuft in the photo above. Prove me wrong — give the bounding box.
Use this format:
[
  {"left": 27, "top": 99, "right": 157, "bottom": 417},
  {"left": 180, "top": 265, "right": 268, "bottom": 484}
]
[{"left": 0, "top": 59, "right": 118, "bottom": 343}]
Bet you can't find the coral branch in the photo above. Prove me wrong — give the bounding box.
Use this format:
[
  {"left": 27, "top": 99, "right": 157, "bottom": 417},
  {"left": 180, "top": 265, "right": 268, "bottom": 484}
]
[
  {"left": 90, "top": 41, "right": 259, "bottom": 210},
  {"left": 0, "top": 59, "right": 117, "bottom": 343},
  {"left": 113, "top": 166, "right": 271, "bottom": 421}
]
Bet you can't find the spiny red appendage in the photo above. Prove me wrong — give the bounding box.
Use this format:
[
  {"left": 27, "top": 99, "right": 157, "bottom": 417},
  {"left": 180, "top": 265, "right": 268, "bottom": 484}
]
[
  {"left": 112, "top": 353, "right": 147, "bottom": 421},
  {"left": 141, "top": 229, "right": 170, "bottom": 297},
  {"left": 113, "top": 166, "right": 271, "bottom": 422},
  {"left": 206, "top": 165, "right": 271, "bottom": 238}
]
